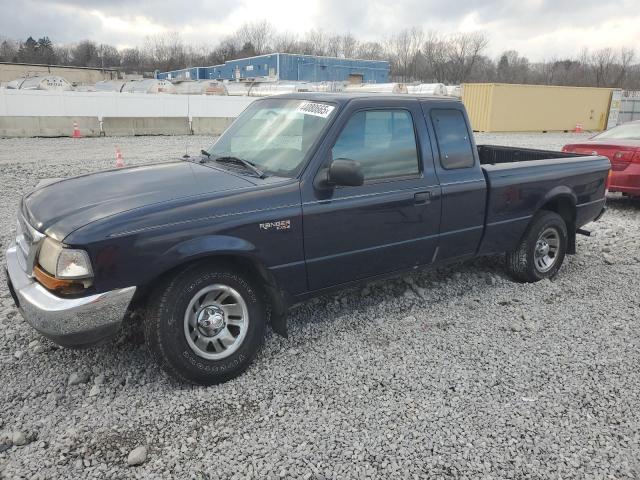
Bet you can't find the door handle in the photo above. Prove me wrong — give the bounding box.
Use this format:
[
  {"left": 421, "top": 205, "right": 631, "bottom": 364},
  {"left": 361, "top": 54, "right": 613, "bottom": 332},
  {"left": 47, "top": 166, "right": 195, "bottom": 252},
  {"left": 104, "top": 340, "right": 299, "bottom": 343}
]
[{"left": 414, "top": 192, "right": 431, "bottom": 205}]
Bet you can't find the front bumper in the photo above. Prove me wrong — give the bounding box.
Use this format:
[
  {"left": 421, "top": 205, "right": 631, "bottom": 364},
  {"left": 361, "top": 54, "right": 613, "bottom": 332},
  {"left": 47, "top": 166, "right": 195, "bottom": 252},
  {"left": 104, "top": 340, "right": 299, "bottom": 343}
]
[{"left": 5, "top": 245, "right": 136, "bottom": 347}]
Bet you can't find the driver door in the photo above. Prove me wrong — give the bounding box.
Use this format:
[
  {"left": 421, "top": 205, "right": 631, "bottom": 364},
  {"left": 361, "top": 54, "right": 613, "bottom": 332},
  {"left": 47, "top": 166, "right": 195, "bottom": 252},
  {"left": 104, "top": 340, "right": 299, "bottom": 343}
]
[{"left": 301, "top": 100, "right": 441, "bottom": 291}]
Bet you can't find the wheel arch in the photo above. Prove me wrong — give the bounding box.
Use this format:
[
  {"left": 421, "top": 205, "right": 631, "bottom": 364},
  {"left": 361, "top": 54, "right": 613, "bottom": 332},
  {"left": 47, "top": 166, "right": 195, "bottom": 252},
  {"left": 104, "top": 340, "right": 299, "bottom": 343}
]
[
  {"left": 537, "top": 191, "right": 577, "bottom": 254},
  {"left": 130, "top": 236, "right": 289, "bottom": 336}
]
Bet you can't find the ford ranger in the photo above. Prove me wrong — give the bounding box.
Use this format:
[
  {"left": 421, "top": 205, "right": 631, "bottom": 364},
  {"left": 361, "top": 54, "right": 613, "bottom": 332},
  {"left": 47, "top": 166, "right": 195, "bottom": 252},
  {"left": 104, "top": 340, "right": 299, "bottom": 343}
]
[{"left": 5, "top": 93, "right": 610, "bottom": 385}]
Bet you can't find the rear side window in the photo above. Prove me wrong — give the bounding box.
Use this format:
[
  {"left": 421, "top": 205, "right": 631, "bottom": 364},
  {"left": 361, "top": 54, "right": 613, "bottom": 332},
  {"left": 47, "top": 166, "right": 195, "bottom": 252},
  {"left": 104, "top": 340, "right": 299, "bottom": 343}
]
[
  {"left": 430, "top": 109, "right": 475, "bottom": 169},
  {"left": 332, "top": 109, "right": 419, "bottom": 181}
]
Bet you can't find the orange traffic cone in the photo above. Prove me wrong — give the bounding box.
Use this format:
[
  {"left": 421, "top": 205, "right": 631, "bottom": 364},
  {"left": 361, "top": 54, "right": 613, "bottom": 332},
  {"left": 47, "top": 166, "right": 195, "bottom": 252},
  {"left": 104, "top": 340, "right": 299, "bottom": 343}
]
[
  {"left": 72, "top": 121, "right": 81, "bottom": 138},
  {"left": 574, "top": 123, "right": 584, "bottom": 133},
  {"left": 115, "top": 147, "right": 124, "bottom": 168}
]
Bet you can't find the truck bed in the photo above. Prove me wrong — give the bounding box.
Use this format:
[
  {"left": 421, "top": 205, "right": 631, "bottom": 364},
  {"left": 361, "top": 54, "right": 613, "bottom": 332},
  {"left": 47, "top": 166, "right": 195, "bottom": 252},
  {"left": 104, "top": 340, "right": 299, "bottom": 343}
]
[{"left": 476, "top": 146, "right": 610, "bottom": 256}]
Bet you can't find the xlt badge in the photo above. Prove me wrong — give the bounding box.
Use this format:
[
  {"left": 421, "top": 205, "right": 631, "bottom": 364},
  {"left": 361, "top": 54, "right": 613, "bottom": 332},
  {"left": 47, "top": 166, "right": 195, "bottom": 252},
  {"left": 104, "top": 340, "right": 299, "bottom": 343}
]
[{"left": 260, "top": 219, "right": 291, "bottom": 231}]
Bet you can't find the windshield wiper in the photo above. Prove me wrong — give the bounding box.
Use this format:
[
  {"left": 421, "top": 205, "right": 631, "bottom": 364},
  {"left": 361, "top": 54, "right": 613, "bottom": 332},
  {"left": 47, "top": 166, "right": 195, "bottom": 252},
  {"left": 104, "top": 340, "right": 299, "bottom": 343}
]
[{"left": 202, "top": 155, "right": 266, "bottom": 179}]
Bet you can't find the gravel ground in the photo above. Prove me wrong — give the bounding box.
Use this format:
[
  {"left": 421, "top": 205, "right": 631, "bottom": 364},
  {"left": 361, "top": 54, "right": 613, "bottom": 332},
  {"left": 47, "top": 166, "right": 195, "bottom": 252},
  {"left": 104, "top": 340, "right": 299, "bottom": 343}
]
[{"left": 0, "top": 132, "right": 639, "bottom": 479}]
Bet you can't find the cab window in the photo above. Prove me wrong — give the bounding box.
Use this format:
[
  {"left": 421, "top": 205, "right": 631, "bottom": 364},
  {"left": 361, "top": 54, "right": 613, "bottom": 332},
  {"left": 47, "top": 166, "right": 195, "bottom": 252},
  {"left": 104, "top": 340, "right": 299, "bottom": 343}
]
[
  {"left": 332, "top": 109, "right": 419, "bottom": 181},
  {"left": 430, "top": 109, "right": 475, "bottom": 169}
]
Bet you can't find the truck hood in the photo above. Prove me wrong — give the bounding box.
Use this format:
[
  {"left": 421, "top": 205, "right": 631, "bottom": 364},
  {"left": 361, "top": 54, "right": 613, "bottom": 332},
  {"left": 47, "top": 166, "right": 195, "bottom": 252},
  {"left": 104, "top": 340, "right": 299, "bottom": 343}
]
[{"left": 23, "top": 161, "right": 256, "bottom": 241}]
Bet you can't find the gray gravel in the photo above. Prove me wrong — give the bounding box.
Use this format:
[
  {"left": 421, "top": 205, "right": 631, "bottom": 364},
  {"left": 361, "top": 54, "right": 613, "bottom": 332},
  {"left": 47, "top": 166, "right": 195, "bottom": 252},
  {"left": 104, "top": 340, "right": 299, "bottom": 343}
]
[{"left": 1, "top": 132, "right": 639, "bottom": 479}]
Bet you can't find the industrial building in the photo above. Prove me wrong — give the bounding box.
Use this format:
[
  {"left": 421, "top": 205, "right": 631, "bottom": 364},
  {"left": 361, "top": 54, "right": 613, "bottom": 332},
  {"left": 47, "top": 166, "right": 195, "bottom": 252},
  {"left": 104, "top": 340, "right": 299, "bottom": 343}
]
[
  {"left": 156, "top": 53, "right": 390, "bottom": 84},
  {"left": 0, "top": 62, "right": 119, "bottom": 84}
]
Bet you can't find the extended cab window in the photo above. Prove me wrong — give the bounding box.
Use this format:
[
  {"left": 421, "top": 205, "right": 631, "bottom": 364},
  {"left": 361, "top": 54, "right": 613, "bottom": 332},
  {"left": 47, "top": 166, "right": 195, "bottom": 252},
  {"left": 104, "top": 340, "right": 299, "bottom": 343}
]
[
  {"left": 332, "top": 109, "right": 419, "bottom": 181},
  {"left": 431, "top": 109, "right": 475, "bottom": 169}
]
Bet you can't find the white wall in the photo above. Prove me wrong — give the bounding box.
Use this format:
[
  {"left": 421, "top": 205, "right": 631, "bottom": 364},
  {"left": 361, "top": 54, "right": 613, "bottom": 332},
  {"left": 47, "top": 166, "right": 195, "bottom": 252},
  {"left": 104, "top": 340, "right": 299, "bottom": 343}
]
[{"left": 0, "top": 89, "right": 257, "bottom": 119}]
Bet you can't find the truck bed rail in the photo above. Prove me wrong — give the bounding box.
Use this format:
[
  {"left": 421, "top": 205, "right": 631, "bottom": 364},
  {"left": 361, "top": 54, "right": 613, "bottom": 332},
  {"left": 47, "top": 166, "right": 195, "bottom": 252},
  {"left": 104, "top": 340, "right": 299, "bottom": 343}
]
[{"left": 477, "top": 145, "right": 581, "bottom": 165}]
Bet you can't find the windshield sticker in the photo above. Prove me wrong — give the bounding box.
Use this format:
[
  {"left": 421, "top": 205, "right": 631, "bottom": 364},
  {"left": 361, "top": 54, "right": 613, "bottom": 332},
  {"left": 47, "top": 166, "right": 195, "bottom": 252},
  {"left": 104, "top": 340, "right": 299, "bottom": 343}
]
[{"left": 296, "top": 102, "right": 335, "bottom": 118}]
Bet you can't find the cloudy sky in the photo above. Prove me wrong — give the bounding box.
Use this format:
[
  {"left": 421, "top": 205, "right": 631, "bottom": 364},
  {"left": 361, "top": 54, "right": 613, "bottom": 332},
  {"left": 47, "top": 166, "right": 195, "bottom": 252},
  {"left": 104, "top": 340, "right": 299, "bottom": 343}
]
[{"left": 1, "top": 0, "right": 639, "bottom": 60}]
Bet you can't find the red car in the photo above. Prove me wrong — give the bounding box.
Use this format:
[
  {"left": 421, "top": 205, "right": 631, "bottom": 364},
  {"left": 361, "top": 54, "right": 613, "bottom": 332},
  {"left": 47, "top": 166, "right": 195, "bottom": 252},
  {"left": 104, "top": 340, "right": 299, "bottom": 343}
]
[{"left": 563, "top": 121, "right": 640, "bottom": 198}]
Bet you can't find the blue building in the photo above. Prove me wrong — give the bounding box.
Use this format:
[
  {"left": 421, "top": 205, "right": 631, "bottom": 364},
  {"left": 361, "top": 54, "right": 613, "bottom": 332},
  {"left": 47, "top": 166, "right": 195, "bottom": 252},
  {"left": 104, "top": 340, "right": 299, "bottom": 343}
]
[{"left": 156, "top": 53, "right": 389, "bottom": 84}]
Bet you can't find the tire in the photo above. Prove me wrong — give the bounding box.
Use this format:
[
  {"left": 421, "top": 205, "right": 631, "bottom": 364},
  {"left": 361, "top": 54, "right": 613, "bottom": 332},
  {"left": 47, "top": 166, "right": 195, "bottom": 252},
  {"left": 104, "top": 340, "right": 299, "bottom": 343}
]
[
  {"left": 506, "top": 211, "right": 568, "bottom": 283},
  {"left": 144, "top": 263, "right": 266, "bottom": 385}
]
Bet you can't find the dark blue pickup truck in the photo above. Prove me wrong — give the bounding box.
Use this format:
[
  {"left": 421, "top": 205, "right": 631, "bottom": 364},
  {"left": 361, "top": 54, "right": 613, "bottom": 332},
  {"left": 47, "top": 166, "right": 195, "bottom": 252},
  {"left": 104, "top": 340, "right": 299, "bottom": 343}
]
[{"left": 6, "top": 93, "right": 609, "bottom": 384}]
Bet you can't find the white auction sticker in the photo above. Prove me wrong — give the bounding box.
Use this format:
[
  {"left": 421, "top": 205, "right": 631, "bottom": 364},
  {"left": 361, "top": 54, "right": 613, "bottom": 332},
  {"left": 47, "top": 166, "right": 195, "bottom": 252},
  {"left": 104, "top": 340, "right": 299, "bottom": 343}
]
[{"left": 296, "top": 102, "right": 335, "bottom": 118}]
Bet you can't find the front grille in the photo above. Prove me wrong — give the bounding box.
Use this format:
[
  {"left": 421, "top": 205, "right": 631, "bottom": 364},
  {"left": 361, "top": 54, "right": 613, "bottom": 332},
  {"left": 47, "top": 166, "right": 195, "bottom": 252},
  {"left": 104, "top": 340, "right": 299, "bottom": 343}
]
[{"left": 15, "top": 214, "right": 45, "bottom": 277}]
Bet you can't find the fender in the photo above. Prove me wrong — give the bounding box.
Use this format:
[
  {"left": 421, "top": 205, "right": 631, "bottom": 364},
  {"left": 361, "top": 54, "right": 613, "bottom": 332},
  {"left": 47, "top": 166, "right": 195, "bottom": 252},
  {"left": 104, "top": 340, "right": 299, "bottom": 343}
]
[
  {"left": 163, "top": 234, "right": 257, "bottom": 262},
  {"left": 534, "top": 187, "right": 578, "bottom": 254},
  {"left": 159, "top": 234, "right": 289, "bottom": 337},
  {"left": 535, "top": 186, "right": 577, "bottom": 212}
]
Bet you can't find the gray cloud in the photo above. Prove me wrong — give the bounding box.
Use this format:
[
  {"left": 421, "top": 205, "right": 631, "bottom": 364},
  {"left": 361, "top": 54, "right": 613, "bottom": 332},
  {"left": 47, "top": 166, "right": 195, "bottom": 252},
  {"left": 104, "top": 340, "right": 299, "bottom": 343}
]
[{"left": 0, "top": 0, "right": 638, "bottom": 59}]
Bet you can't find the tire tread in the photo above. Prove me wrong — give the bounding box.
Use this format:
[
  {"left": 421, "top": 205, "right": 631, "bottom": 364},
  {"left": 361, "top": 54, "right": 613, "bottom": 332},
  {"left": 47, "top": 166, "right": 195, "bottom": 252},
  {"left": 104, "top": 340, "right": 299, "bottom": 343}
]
[
  {"left": 505, "top": 210, "right": 568, "bottom": 283},
  {"left": 144, "top": 263, "right": 265, "bottom": 385}
]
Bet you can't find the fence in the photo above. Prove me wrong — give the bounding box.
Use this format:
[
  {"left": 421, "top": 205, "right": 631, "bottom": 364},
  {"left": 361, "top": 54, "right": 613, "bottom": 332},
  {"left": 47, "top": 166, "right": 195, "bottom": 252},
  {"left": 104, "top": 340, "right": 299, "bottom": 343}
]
[
  {"left": 619, "top": 92, "right": 640, "bottom": 124},
  {"left": 0, "top": 89, "right": 257, "bottom": 137}
]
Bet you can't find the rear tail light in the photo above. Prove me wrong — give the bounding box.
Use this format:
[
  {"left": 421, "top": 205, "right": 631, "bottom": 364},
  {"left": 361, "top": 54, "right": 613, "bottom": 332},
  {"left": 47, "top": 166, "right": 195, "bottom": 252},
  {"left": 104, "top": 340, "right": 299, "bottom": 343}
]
[
  {"left": 633, "top": 151, "right": 640, "bottom": 164},
  {"left": 613, "top": 151, "right": 635, "bottom": 162},
  {"left": 562, "top": 145, "right": 573, "bottom": 152}
]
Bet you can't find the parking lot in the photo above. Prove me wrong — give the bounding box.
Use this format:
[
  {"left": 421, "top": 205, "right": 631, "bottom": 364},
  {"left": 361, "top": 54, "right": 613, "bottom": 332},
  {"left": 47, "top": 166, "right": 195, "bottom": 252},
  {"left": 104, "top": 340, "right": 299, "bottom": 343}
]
[{"left": 0, "top": 132, "right": 639, "bottom": 479}]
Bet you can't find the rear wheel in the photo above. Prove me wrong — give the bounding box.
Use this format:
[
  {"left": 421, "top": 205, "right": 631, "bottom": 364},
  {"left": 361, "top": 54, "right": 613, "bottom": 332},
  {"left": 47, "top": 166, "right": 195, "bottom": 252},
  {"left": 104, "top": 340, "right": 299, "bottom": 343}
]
[
  {"left": 144, "top": 264, "right": 266, "bottom": 385},
  {"left": 506, "top": 211, "right": 568, "bottom": 282}
]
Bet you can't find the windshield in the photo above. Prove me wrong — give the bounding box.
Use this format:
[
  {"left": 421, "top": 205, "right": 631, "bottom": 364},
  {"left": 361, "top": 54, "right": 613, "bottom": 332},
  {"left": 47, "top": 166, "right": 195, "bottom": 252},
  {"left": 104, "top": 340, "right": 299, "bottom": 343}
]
[
  {"left": 593, "top": 122, "right": 640, "bottom": 140},
  {"left": 205, "top": 98, "right": 337, "bottom": 177}
]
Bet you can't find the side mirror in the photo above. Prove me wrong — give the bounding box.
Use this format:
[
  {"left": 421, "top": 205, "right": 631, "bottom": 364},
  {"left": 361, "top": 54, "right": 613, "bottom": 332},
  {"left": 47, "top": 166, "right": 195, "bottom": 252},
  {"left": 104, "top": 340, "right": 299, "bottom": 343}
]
[{"left": 319, "top": 159, "right": 364, "bottom": 188}]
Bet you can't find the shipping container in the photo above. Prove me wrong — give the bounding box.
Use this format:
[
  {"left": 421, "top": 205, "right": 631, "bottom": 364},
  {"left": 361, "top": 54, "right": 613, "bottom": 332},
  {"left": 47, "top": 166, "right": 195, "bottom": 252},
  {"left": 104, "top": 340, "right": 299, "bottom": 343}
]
[{"left": 462, "top": 83, "right": 614, "bottom": 132}]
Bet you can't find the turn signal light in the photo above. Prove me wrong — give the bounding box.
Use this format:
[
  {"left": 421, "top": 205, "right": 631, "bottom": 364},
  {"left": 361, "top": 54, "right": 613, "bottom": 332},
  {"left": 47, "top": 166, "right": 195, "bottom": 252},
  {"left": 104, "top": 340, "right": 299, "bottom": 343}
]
[{"left": 34, "top": 265, "right": 90, "bottom": 295}]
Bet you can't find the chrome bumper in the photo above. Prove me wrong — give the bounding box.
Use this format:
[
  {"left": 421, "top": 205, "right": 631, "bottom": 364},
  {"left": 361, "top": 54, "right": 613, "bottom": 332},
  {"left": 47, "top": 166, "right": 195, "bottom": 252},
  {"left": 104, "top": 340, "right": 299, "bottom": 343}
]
[{"left": 5, "top": 245, "right": 136, "bottom": 347}]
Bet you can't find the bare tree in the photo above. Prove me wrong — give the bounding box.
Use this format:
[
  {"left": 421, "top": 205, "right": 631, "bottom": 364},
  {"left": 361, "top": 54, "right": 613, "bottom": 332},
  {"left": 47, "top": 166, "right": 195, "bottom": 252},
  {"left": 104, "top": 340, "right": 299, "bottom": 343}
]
[
  {"left": 120, "top": 47, "right": 145, "bottom": 72},
  {"left": 208, "top": 38, "right": 239, "bottom": 65},
  {"left": 387, "top": 27, "right": 423, "bottom": 82},
  {"left": 302, "top": 29, "right": 328, "bottom": 56},
  {"left": 236, "top": 21, "right": 274, "bottom": 56},
  {"left": 325, "top": 35, "right": 342, "bottom": 57},
  {"left": 421, "top": 30, "right": 449, "bottom": 82},
  {"left": 496, "top": 50, "right": 530, "bottom": 83},
  {"left": 447, "top": 32, "right": 489, "bottom": 83},
  {"left": 613, "top": 47, "right": 635, "bottom": 87},
  {"left": 2, "top": 24, "right": 640, "bottom": 88},
  {"left": 357, "top": 41, "right": 385, "bottom": 60},
  {"left": 272, "top": 32, "right": 299, "bottom": 54},
  {"left": 590, "top": 47, "right": 616, "bottom": 86},
  {"left": 144, "top": 32, "right": 186, "bottom": 72},
  {"left": 341, "top": 34, "right": 358, "bottom": 59},
  {"left": 71, "top": 40, "right": 100, "bottom": 67},
  {"left": 0, "top": 38, "right": 19, "bottom": 62}
]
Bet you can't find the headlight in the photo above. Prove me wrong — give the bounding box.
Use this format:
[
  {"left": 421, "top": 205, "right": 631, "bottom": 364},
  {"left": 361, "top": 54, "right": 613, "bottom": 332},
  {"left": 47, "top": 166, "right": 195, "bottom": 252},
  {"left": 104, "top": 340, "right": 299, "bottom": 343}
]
[{"left": 38, "top": 237, "right": 93, "bottom": 279}]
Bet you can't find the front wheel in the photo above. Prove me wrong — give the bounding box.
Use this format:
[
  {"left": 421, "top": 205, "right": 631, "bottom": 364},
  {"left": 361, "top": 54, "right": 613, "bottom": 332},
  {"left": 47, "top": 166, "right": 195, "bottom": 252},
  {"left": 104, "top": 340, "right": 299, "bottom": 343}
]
[
  {"left": 144, "top": 264, "right": 266, "bottom": 385},
  {"left": 506, "top": 211, "right": 568, "bottom": 282}
]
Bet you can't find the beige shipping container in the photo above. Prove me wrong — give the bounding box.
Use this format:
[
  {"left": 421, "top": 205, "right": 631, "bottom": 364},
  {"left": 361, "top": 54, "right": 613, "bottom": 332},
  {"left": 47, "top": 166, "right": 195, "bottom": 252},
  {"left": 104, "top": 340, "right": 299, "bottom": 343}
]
[{"left": 462, "top": 83, "right": 614, "bottom": 132}]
